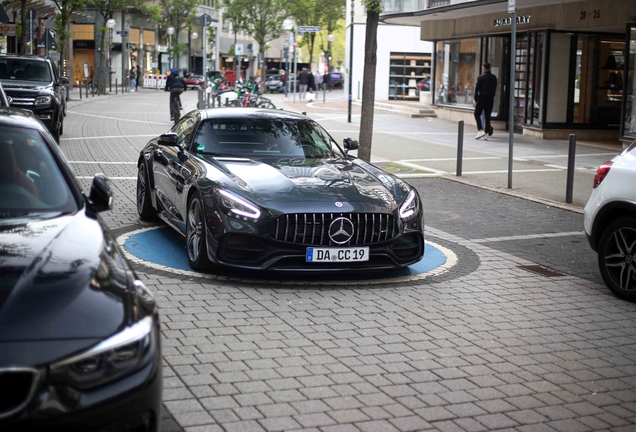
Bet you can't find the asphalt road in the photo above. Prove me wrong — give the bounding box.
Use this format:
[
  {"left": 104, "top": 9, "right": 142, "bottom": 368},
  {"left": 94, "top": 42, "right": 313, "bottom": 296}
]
[{"left": 62, "top": 88, "right": 635, "bottom": 432}]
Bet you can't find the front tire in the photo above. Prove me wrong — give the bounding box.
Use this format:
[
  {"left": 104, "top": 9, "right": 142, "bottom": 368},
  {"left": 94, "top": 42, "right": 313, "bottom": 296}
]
[
  {"left": 186, "top": 193, "right": 212, "bottom": 270},
  {"left": 137, "top": 162, "right": 158, "bottom": 221},
  {"left": 598, "top": 217, "right": 636, "bottom": 300}
]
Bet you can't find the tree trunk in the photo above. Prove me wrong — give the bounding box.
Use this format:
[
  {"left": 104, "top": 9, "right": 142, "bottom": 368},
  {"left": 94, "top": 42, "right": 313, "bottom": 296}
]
[{"left": 358, "top": 9, "right": 379, "bottom": 162}]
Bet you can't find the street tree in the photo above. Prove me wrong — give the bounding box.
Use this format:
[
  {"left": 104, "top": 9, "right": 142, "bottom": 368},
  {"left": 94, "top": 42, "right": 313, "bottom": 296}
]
[
  {"left": 53, "top": 0, "right": 85, "bottom": 74},
  {"left": 87, "top": 0, "right": 138, "bottom": 89},
  {"left": 357, "top": 0, "right": 381, "bottom": 162},
  {"left": 224, "top": 0, "right": 289, "bottom": 84},
  {"left": 290, "top": 0, "right": 343, "bottom": 68},
  {"left": 157, "top": 0, "right": 200, "bottom": 68},
  {"left": 220, "top": 0, "right": 248, "bottom": 46},
  {"left": 19, "top": 0, "right": 26, "bottom": 54}
]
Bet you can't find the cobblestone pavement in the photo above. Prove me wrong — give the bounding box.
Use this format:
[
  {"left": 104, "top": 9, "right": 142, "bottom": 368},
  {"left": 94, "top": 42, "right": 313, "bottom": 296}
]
[{"left": 63, "top": 89, "right": 636, "bottom": 432}]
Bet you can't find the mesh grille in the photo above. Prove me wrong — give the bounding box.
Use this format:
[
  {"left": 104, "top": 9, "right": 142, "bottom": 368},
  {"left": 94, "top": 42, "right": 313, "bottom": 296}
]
[
  {"left": 0, "top": 370, "right": 37, "bottom": 419},
  {"left": 272, "top": 213, "right": 398, "bottom": 246}
]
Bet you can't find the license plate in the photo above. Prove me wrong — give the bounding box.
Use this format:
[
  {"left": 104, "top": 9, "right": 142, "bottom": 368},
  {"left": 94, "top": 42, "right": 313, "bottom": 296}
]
[{"left": 306, "top": 247, "right": 369, "bottom": 262}]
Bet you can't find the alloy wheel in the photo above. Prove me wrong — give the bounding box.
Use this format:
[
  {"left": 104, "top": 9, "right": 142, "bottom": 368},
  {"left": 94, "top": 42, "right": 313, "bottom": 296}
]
[
  {"left": 187, "top": 197, "right": 203, "bottom": 262},
  {"left": 137, "top": 166, "right": 147, "bottom": 214},
  {"left": 603, "top": 226, "right": 636, "bottom": 292}
]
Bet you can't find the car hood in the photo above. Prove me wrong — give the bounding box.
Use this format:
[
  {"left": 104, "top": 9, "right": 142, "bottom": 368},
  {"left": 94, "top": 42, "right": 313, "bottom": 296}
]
[
  {"left": 207, "top": 157, "right": 410, "bottom": 212},
  {"left": 0, "top": 210, "right": 128, "bottom": 342},
  {"left": 2, "top": 81, "right": 52, "bottom": 92}
]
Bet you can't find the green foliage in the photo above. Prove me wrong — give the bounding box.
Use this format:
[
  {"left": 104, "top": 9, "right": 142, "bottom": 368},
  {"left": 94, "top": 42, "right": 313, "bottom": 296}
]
[
  {"left": 222, "top": 0, "right": 288, "bottom": 49},
  {"left": 53, "top": 0, "right": 85, "bottom": 71},
  {"left": 157, "top": 0, "right": 200, "bottom": 39},
  {"left": 361, "top": 0, "right": 382, "bottom": 14},
  {"left": 289, "top": 0, "right": 344, "bottom": 67}
]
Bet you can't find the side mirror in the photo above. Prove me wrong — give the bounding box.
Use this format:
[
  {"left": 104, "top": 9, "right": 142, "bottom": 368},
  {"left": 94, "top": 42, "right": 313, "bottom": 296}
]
[
  {"left": 88, "top": 173, "right": 113, "bottom": 214},
  {"left": 158, "top": 132, "right": 179, "bottom": 146},
  {"left": 59, "top": 76, "right": 70, "bottom": 85},
  {"left": 343, "top": 137, "right": 360, "bottom": 150}
]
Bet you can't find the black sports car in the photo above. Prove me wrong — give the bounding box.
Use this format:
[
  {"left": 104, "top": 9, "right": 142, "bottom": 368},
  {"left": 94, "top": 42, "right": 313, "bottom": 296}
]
[
  {"left": 0, "top": 109, "right": 162, "bottom": 431},
  {"left": 137, "top": 108, "right": 424, "bottom": 271}
]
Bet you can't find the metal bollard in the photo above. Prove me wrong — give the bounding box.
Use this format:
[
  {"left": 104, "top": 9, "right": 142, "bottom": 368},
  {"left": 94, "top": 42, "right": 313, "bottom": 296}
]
[
  {"left": 323, "top": 84, "right": 326, "bottom": 103},
  {"left": 456, "top": 120, "right": 464, "bottom": 176},
  {"left": 115, "top": 79, "right": 118, "bottom": 95},
  {"left": 565, "top": 134, "right": 576, "bottom": 203},
  {"left": 79, "top": 83, "right": 82, "bottom": 100}
]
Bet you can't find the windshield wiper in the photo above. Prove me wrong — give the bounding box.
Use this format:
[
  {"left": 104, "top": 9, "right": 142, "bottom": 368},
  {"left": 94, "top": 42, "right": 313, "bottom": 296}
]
[{"left": 200, "top": 151, "right": 245, "bottom": 157}]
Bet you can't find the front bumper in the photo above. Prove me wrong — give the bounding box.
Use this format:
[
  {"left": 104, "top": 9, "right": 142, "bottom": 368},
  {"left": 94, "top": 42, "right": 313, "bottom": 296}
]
[{"left": 1, "top": 321, "right": 162, "bottom": 432}]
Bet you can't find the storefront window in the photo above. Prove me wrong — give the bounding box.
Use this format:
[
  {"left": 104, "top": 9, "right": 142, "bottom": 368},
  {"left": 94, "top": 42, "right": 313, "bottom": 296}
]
[
  {"left": 434, "top": 39, "right": 481, "bottom": 108},
  {"left": 623, "top": 27, "right": 636, "bottom": 138}
]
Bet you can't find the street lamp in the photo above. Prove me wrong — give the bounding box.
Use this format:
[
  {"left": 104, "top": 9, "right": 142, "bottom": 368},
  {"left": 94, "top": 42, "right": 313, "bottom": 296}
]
[
  {"left": 106, "top": 18, "right": 116, "bottom": 91},
  {"left": 327, "top": 34, "right": 335, "bottom": 73},
  {"left": 167, "top": 26, "right": 175, "bottom": 69},
  {"left": 191, "top": 31, "right": 198, "bottom": 73},
  {"left": 282, "top": 19, "right": 295, "bottom": 100}
]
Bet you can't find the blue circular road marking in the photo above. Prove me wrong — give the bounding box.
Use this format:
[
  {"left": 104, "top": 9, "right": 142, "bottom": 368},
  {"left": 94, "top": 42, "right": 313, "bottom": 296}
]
[{"left": 124, "top": 226, "right": 451, "bottom": 281}]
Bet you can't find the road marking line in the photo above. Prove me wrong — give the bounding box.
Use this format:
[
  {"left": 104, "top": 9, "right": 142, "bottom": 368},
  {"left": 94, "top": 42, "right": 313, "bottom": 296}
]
[
  {"left": 61, "top": 134, "right": 157, "bottom": 141},
  {"left": 69, "top": 161, "right": 137, "bottom": 164},
  {"left": 67, "top": 111, "right": 170, "bottom": 125},
  {"left": 521, "top": 152, "right": 618, "bottom": 158},
  {"left": 471, "top": 231, "right": 585, "bottom": 243},
  {"left": 77, "top": 176, "right": 136, "bottom": 180},
  {"left": 455, "top": 168, "right": 563, "bottom": 175},
  {"left": 402, "top": 157, "right": 501, "bottom": 162}
]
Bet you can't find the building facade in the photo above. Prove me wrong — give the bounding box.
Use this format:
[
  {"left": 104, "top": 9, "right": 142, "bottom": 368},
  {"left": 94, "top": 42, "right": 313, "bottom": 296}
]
[{"left": 382, "top": 0, "right": 636, "bottom": 143}]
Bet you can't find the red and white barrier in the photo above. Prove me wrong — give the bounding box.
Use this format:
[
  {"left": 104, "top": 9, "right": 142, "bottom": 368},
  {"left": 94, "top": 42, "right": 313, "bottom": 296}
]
[{"left": 143, "top": 74, "right": 167, "bottom": 89}]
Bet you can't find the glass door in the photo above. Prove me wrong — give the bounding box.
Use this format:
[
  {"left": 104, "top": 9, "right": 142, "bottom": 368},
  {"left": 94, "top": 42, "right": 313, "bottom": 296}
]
[
  {"left": 513, "top": 34, "right": 529, "bottom": 132},
  {"left": 622, "top": 25, "right": 636, "bottom": 138}
]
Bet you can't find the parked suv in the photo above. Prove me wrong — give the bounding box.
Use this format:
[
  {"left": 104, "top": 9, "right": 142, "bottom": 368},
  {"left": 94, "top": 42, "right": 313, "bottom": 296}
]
[
  {"left": 0, "top": 55, "right": 68, "bottom": 142},
  {"left": 584, "top": 141, "right": 636, "bottom": 300}
]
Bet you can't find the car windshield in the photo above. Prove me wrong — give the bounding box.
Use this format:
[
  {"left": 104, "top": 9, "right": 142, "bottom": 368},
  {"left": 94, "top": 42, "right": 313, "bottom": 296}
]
[
  {"left": 0, "top": 125, "right": 78, "bottom": 216},
  {"left": 0, "top": 59, "right": 51, "bottom": 82},
  {"left": 192, "top": 117, "right": 345, "bottom": 160}
]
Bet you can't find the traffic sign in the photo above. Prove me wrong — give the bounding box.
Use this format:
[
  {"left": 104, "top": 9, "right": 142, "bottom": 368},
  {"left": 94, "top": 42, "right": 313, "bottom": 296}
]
[
  {"left": 235, "top": 44, "right": 243, "bottom": 55},
  {"left": 199, "top": 13, "right": 217, "bottom": 26},
  {"left": 508, "top": 0, "right": 515, "bottom": 13},
  {"left": 298, "top": 26, "right": 321, "bottom": 32},
  {"left": 117, "top": 30, "right": 128, "bottom": 37}
]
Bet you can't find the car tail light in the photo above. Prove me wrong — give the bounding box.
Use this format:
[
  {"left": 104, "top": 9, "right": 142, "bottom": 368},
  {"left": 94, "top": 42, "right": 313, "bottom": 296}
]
[{"left": 593, "top": 161, "right": 613, "bottom": 188}]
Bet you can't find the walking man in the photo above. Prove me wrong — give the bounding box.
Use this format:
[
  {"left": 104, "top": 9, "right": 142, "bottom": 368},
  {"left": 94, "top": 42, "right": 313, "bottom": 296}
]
[
  {"left": 473, "top": 62, "right": 497, "bottom": 140},
  {"left": 298, "top": 67, "right": 310, "bottom": 100}
]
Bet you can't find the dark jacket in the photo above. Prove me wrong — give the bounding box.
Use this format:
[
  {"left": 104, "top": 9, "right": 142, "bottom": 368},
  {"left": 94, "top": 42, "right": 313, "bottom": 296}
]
[
  {"left": 474, "top": 70, "right": 497, "bottom": 102},
  {"left": 308, "top": 72, "right": 315, "bottom": 91},
  {"left": 298, "top": 70, "right": 310, "bottom": 85},
  {"left": 165, "top": 74, "right": 186, "bottom": 91}
]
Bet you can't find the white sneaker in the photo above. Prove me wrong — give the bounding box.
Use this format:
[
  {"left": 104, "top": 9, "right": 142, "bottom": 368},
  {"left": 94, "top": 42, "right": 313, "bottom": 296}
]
[{"left": 475, "top": 130, "right": 486, "bottom": 140}]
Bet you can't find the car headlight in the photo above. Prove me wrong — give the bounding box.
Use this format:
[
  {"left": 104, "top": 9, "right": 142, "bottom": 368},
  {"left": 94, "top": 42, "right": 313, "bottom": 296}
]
[
  {"left": 34, "top": 95, "right": 52, "bottom": 106},
  {"left": 49, "top": 315, "right": 155, "bottom": 389},
  {"left": 399, "top": 189, "right": 418, "bottom": 220},
  {"left": 218, "top": 189, "right": 261, "bottom": 221}
]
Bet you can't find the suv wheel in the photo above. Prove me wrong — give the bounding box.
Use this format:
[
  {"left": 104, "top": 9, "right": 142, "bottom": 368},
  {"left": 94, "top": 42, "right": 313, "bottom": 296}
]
[{"left": 598, "top": 217, "right": 636, "bottom": 300}]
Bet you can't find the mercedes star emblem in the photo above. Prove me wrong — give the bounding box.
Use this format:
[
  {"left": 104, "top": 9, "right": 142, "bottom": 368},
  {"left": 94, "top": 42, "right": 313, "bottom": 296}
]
[{"left": 328, "top": 217, "right": 355, "bottom": 244}]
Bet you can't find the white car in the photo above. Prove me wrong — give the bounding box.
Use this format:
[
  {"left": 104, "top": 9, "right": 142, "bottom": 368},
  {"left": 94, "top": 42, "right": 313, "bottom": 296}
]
[{"left": 584, "top": 141, "right": 636, "bottom": 300}]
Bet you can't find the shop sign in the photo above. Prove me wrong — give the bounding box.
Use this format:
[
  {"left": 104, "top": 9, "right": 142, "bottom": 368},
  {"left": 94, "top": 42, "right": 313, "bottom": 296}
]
[
  {"left": 0, "top": 24, "right": 16, "bottom": 36},
  {"left": 494, "top": 15, "right": 531, "bottom": 27}
]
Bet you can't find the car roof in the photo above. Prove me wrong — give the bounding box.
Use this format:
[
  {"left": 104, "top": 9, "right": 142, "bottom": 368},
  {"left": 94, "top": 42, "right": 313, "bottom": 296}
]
[
  {"left": 0, "top": 107, "right": 48, "bottom": 130},
  {"left": 199, "top": 108, "right": 309, "bottom": 121},
  {"left": 0, "top": 54, "right": 49, "bottom": 63}
]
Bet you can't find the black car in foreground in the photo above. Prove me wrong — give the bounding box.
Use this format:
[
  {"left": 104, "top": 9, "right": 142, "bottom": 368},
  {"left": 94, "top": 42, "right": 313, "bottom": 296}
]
[
  {"left": 0, "top": 55, "right": 68, "bottom": 142},
  {"left": 137, "top": 108, "right": 424, "bottom": 271},
  {"left": 0, "top": 109, "right": 162, "bottom": 431}
]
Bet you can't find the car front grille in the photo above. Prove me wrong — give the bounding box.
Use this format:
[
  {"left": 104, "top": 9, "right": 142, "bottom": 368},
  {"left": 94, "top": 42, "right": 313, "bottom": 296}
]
[
  {"left": 0, "top": 369, "right": 39, "bottom": 419},
  {"left": 10, "top": 97, "right": 35, "bottom": 106},
  {"left": 272, "top": 213, "right": 399, "bottom": 246}
]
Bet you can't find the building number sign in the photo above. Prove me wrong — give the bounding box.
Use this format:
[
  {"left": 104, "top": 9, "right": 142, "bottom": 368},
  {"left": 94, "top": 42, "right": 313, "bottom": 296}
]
[{"left": 580, "top": 9, "right": 601, "bottom": 20}]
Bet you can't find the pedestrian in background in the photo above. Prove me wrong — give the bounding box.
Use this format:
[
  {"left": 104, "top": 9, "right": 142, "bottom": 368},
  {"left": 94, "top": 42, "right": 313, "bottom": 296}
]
[
  {"left": 307, "top": 71, "right": 315, "bottom": 102},
  {"left": 472, "top": 62, "right": 497, "bottom": 140},
  {"left": 298, "top": 67, "right": 309, "bottom": 100},
  {"left": 135, "top": 66, "right": 141, "bottom": 91},
  {"left": 129, "top": 67, "right": 137, "bottom": 92},
  {"left": 323, "top": 71, "right": 331, "bottom": 91}
]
